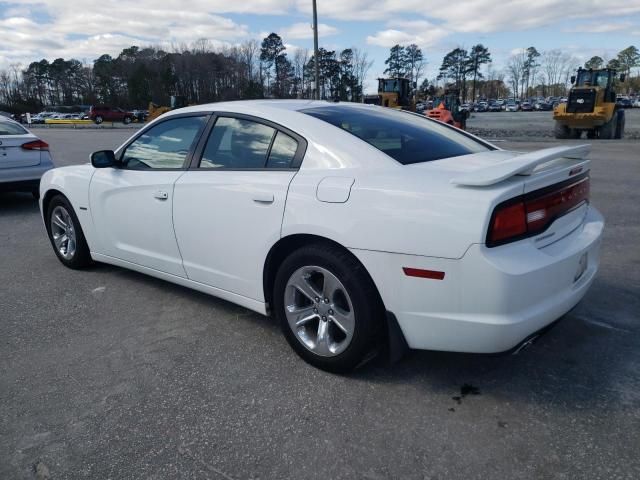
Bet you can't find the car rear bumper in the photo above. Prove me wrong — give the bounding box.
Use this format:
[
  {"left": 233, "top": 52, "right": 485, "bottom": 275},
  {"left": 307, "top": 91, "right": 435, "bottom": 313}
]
[
  {"left": 351, "top": 206, "right": 604, "bottom": 353},
  {"left": 0, "top": 158, "right": 54, "bottom": 191}
]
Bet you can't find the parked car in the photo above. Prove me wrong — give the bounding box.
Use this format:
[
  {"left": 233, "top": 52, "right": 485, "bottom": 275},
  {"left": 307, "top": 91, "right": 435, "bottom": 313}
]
[
  {"left": 475, "top": 102, "right": 488, "bottom": 112},
  {"left": 39, "top": 101, "right": 604, "bottom": 372},
  {"left": 488, "top": 102, "right": 502, "bottom": 112},
  {"left": 616, "top": 97, "right": 633, "bottom": 109},
  {"left": 88, "top": 105, "right": 134, "bottom": 124},
  {"left": 520, "top": 102, "right": 534, "bottom": 111},
  {"left": 633, "top": 98, "right": 640, "bottom": 108},
  {"left": 534, "top": 101, "right": 553, "bottom": 111},
  {"left": 0, "top": 116, "right": 54, "bottom": 197},
  {"left": 505, "top": 101, "right": 519, "bottom": 112}
]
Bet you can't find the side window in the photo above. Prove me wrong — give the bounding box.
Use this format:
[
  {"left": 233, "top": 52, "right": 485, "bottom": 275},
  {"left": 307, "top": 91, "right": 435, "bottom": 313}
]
[
  {"left": 122, "top": 116, "right": 206, "bottom": 170},
  {"left": 266, "top": 131, "right": 298, "bottom": 168},
  {"left": 200, "top": 117, "right": 275, "bottom": 169}
]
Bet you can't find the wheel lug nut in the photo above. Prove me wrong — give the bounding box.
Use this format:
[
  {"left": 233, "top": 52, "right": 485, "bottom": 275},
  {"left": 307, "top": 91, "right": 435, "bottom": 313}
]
[
  {"left": 324, "top": 298, "right": 329, "bottom": 303},
  {"left": 321, "top": 316, "right": 327, "bottom": 322},
  {"left": 328, "top": 309, "right": 333, "bottom": 315},
  {"left": 315, "top": 297, "right": 320, "bottom": 302},
  {"left": 313, "top": 308, "right": 318, "bottom": 313}
]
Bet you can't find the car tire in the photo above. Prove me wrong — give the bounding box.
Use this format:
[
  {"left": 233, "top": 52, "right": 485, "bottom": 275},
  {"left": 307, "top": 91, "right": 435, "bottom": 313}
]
[
  {"left": 273, "top": 243, "right": 384, "bottom": 373},
  {"left": 599, "top": 114, "right": 617, "bottom": 139},
  {"left": 94, "top": 115, "right": 103, "bottom": 124},
  {"left": 554, "top": 121, "right": 570, "bottom": 139},
  {"left": 46, "top": 195, "right": 93, "bottom": 269},
  {"left": 615, "top": 110, "right": 625, "bottom": 139},
  {"left": 123, "top": 116, "right": 132, "bottom": 125},
  {"left": 586, "top": 130, "right": 597, "bottom": 139}
]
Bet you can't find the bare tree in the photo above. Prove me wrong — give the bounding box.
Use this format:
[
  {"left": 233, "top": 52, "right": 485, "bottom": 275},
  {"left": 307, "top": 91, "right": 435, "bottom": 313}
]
[
  {"left": 353, "top": 48, "right": 373, "bottom": 98},
  {"left": 507, "top": 50, "right": 526, "bottom": 99}
]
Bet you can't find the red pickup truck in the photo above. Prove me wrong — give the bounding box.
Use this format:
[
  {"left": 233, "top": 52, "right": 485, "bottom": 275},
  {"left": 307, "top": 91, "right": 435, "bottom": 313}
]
[{"left": 89, "top": 105, "right": 134, "bottom": 124}]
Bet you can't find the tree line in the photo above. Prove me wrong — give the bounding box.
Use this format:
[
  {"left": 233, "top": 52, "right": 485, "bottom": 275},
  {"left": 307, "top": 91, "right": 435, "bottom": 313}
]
[
  {"left": 429, "top": 44, "right": 640, "bottom": 101},
  {"left": 0, "top": 33, "right": 373, "bottom": 113},
  {"left": 1, "top": 33, "right": 638, "bottom": 113}
]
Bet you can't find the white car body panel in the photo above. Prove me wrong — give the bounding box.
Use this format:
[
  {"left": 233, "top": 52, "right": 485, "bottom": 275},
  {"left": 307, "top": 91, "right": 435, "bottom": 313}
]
[
  {"left": 39, "top": 100, "right": 604, "bottom": 354},
  {"left": 89, "top": 168, "right": 187, "bottom": 277},
  {"left": 173, "top": 170, "right": 296, "bottom": 301}
]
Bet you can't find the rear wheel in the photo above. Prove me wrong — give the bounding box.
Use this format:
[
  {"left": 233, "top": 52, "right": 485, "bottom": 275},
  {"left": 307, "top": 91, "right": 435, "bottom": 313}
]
[
  {"left": 586, "top": 130, "right": 597, "bottom": 139},
  {"left": 46, "top": 195, "right": 92, "bottom": 269},
  {"left": 94, "top": 115, "right": 103, "bottom": 124},
  {"left": 599, "top": 113, "right": 617, "bottom": 139},
  {"left": 554, "top": 121, "right": 570, "bottom": 139},
  {"left": 615, "top": 110, "right": 625, "bottom": 139},
  {"left": 273, "top": 243, "right": 383, "bottom": 372},
  {"left": 123, "top": 116, "right": 132, "bottom": 125}
]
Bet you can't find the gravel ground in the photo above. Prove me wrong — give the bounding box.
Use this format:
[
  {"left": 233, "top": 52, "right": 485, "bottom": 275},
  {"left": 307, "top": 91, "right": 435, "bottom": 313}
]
[
  {"left": 467, "top": 109, "right": 640, "bottom": 139},
  {"left": 1, "top": 127, "right": 639, "bottom": 479}
]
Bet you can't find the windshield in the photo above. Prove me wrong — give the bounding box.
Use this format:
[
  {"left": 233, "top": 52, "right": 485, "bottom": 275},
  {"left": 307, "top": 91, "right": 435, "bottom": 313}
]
[
  {"left": 577, "top": 70, "right": 610, "bottom": 88},
  {"left": 302, "top": 106, "right": 492, "bottom": 165},
  {"left": 379, "top": 79, "right": 401, "bottom": 93}
]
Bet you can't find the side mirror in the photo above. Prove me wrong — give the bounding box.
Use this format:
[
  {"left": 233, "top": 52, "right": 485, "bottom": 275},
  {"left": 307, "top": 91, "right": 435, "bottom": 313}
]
[
  {"left": 91, "top": 150, "right": 117, "bottom": 168},
  {"left": 570, "top": 75, "right": 576, "bottom": 84},
  {"left": 620, "top": 73, "right": 626, "bottom": 83}
]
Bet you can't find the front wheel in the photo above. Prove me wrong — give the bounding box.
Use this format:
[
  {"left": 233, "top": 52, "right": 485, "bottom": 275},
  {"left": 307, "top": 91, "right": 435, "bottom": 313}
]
[
  {"left": 123, "top": 116, "right": 132, "bottom": 125},
  {"left": 46, "top": 195, "right": 93, "bottom": 269},
  {"left": 554, "top": 121, "right": 570, "bottom": 139},
  {"left": 94, "top": 115, "right": 103, "bottom": 124},
  {"left": 273, "top": 244, "right": 383, "bottom": 372}
]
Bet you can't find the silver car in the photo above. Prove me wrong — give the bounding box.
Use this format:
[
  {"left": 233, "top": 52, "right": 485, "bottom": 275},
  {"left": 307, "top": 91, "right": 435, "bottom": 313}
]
[{"left": 0, "top": 116, "right": 54, "bottom": 197}]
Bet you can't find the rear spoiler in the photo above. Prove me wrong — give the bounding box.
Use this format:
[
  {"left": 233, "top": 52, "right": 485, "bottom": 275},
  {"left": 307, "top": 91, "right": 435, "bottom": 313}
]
[{"left": 451, "top": 144, "right": 591, "bottom": 187}]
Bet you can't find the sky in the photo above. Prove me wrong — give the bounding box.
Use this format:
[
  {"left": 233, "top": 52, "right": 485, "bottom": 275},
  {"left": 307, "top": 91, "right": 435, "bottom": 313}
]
[{"left": 1, "top": 0, "right": 639, "bottom": 92}]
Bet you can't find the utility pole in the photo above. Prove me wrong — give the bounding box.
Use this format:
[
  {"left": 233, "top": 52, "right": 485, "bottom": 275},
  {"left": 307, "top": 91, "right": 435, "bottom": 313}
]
[{"left": 312, "top": 0, "right": 320, "bottom": 100}]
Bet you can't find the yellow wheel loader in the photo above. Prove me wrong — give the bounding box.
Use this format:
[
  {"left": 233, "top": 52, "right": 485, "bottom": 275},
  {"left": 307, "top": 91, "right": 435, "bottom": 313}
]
[
  {"left": 553, "top": 68, "right": 626, "bottom": 139},
  {"left": 147, "top": 95, "right": 188, "bottom": 122},
  {"left": 376, "top": 77, "right": 415, "bottom": 110}
]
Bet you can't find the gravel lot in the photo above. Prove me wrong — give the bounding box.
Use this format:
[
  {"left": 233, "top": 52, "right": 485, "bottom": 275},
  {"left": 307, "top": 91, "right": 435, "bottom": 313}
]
[
  {"left": 467, "top": 108, "right": 640, "bottom": 139},
  {"left": 1, "top": 123, "right": 639, "bottom": 479}
]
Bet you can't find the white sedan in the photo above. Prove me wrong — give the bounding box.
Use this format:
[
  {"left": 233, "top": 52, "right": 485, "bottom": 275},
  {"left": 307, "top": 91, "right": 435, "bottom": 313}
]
[
  {"left": 1, "top": 116, "right": 54, "bottom": 196},
  {"left": 39, "top": 100, "right": 603, "bottom": 372}
]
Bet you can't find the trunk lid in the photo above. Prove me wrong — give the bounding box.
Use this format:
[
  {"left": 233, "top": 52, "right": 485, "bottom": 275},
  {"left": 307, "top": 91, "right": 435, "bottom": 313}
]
[
  {"left": 0, "top": 134, "right": 42, "bottom": 169},
  {"left": 419, "top": 145, "right": 592, "bottom": 249}
]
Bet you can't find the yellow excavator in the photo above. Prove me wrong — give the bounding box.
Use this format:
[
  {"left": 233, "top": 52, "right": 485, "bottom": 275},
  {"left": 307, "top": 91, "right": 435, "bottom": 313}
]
[
  {"left": 375, "top": 77, "right": 415, "bottom": 110},
  {"left": 147, "top": 95, "right": 188, "bottom": 122},
  {"left": 553, "top": 68, "right": 626, "bottom": 139}
]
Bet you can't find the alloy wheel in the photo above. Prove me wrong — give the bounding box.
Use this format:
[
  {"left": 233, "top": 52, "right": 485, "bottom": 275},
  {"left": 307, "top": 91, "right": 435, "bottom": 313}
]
[
  {"left": 50, "top": 206, "right": 77, "bottom": 260},
  {"left": 284, "top": 265, "right": 355, "bottom": 357}
]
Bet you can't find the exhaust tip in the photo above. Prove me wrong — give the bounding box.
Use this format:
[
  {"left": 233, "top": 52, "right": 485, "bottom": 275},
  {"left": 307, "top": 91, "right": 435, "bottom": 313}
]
[{"left": 512, "top": 334, "right": 541, "bottom": 355}]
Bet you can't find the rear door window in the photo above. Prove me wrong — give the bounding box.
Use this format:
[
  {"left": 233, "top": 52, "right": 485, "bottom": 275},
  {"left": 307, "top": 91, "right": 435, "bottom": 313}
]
[{"left": 0, "top": 121, "right": 28, "bottom": 135}]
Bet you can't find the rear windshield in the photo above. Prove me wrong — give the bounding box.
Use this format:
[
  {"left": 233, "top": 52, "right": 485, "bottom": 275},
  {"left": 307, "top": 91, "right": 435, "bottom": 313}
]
[
  {"left": 302, "top": 106, "right": 491, "bottom": 165},
  {"left": 0, "top": 121, "right": 28, "bottom": 135}
]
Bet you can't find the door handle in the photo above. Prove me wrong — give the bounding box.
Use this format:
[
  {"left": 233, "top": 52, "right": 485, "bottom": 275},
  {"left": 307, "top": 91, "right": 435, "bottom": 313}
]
[
  {"left": 252, "top": 193, "right": 274, "bottom": 204},
  {"left": 154, "top": 190, "right": 169, "bottom": 200}
]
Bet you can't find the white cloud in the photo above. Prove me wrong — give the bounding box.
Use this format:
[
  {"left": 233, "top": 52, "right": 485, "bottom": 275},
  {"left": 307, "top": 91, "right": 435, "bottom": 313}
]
[
  {"left": 565, "top": 22, "right": 634, "bottom": 33},
  {"left": 2, "top": 0, "right": 640, "bottom": 71}
]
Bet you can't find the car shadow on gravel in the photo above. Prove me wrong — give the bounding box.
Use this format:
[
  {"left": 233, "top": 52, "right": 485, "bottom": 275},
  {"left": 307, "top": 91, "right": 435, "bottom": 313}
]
[{"left": 356, "top": 279, "right": 639, "bottom": 410}]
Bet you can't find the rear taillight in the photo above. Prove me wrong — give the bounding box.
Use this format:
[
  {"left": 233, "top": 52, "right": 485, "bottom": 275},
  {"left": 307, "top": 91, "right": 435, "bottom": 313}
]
[
  {"left": 487, "top": 175, "right": 590, "bottom": 247},
  {"left": 21, "top": 140, "right": 49, "bottom": 151}
]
